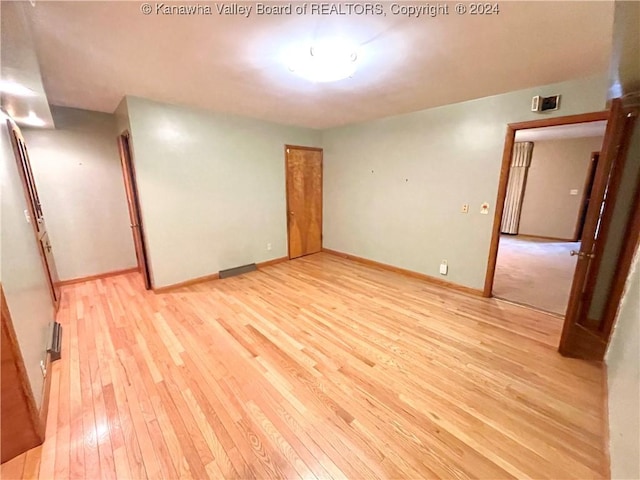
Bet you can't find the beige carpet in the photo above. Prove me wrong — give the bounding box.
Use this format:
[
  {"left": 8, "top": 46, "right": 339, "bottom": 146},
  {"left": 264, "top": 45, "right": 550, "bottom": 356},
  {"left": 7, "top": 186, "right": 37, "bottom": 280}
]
[{"left": 493, "top": 235, "right": 579, "bottom": 315}]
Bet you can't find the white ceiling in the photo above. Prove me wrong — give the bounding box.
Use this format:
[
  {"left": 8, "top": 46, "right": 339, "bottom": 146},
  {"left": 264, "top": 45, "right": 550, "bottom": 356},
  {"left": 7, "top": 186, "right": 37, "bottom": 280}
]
[
  {"left": 22, "top": 1, "right": 614, "bottom": 129},
  {"left": 515, "top": 121, "right": 607, "bottom": 142},
  {"left": 1, "top": 2, "right": 54, "bottom": 128}
]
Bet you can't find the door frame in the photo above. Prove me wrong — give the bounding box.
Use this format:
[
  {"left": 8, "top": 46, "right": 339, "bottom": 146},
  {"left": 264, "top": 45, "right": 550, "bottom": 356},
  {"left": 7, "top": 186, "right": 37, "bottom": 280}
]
[
  {"left": 6, "top": 119, "right": 60, "bottom": 311},
  {"left": 284, "top": 145, "right": 323, "bottom": 260},
  {"left": 117, "top": 131, "right": 152, "bottom": 289},
  {"left": 483, "top": 111, "right": 609, "bottom": 298},
  {"left": 600, "top": 170, "right": 640, "bottom": 339},
  {"left": 573, "top": 151, "right": 600, "bottom": 242}
]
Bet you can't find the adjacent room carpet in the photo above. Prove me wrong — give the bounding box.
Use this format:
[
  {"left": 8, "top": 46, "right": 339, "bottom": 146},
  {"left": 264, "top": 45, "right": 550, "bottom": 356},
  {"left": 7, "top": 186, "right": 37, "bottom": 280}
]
[{"left": 493, "top": 235, "right": 579, "bottom": 315}]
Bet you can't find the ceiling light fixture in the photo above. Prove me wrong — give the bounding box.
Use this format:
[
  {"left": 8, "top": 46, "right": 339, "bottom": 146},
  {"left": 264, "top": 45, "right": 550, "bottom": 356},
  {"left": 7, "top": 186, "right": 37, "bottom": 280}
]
[
  {"left": 288, "top": 38, "right": 359, "bottom": 83},
  {"left": 0, "top": 80, "right": 36, "bottom": 97},
  {"left": 17, "top": 111, "right": 46, "bottom": 127}
]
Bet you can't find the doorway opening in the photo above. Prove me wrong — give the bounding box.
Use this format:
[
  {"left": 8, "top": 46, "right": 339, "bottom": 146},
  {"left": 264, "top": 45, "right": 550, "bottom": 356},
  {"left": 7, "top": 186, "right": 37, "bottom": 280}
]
[
  {"left": 117, "top": 132, "right": 152, "bottom": 290},
  {"left": 484, "top": 103, "right": 639, "bottom": 360},
  {"left": 492, "top": 122, "right": 606, "bottom": 315},
  {"left": 285, "top": 145, "right": 323, "bottom": 259}
]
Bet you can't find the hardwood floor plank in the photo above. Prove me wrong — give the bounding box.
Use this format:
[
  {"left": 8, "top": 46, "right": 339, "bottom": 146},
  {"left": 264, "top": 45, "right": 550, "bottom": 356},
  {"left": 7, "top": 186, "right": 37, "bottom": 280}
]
[
  {"left": 129, "top": 350, "right": 179, "bottom": 480},
  {"left": 53, "top": 300, "right": 71, "bottom": 480},
  {"left": 38, "top": 364, "right": 59, "bottom": 480},
  {"left": 86, "top": 305, "right": 117, "bottom": 480},
  {"left": 153, "top": 380, "right": 210, "bottom": 480},
  {"left": 20, "top": 447, "right": 41, "bottom": 480},
  {"left": 118, "top": 353, "right": 163, "bottom": 479},
  {"left": 111, "top": 446, "right": 132, "bottom": 480},
  {"left": 76, "top": 315, "right": 102, "bottom": 480},
  {"left": 1, "top": 450, "right": 26, "bottom": 479},
  {"left": 107, "top": 358, "right": 147, "bottom": 480},
  {"left": 67, "top": 294, "right": 85, "bottom": 480},
  {"left": 6, "top": 253, "right": 607, "bottom": 479}
]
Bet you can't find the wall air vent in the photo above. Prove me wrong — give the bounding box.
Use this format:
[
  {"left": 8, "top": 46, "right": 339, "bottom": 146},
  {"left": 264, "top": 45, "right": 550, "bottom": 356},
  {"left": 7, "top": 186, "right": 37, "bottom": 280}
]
[{"left": 532, "top": 95, "right": 561, "bottom": 113}]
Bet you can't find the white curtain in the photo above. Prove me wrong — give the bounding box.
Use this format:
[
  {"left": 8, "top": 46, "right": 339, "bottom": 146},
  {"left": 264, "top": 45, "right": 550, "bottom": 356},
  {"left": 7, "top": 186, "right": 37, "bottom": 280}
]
[{"left": 501, "top": 142, "right": 534, "bottom": 234}]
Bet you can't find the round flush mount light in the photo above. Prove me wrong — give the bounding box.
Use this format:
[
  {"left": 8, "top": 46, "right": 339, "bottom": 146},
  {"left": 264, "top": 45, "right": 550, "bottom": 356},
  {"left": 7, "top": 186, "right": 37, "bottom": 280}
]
[
  {"left": 0, "top": 80, "right": 36, "bottom": 97},
  {"left": 17, "top": 111, "right": 46, "bottom": 127},
  {"left": 287, "top": 38, "right": 359, "bottom": 83}
]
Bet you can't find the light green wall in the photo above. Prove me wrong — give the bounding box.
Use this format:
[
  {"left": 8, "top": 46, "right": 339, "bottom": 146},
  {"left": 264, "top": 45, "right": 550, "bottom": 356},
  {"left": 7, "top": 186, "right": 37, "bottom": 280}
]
[
  {"left": 114, "top": 97, "right": 131, "bottom": 137},
  {"left": 589, "top": 122, "right": 640, "bottom": 321},
  {"left": 606, "top": 246, "right": 640, "bottom": 480},
  {"left": 125, "top": 96, "right": 322, "bottom": 288},
  {"left": 594, "top": 0, "right": 640, "bottom": 321},
  {"left": 322, "top": 74, "right": 609, "bottom": 290},
  {"left": 604, "top": 5, "right": 640, "bottom": 473},
  {"left": 23, "top": 106, "right": 137, "bottom": 281},
  {"left": 0, "top": 114, "right": 53, "bottom": 409},
  {"left": 608, "top": 0, "right": 640, "bottom": 97},
  {"left": 605, "top": 2, "right": 639, "bottom": 477}
]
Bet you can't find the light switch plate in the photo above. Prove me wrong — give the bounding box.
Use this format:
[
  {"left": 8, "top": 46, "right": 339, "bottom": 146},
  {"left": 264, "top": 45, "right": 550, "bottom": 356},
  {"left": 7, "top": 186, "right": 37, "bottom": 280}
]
[
  {"left": 480, "top": 203, "right": 490, "bottom": 215},
  {"left": 570, "top": 189, "right": 579, "bottom": 196}
]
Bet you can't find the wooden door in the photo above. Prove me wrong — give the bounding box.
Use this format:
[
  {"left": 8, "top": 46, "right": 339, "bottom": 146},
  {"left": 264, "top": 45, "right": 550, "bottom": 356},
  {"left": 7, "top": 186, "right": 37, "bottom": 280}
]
[
  {"left": 8, "top": 121, "right": 61, "bottom": 309},
  {"left": 286, "top": 146, "right": 323, "bottom": 259},
  {"left": 118, "top": 133, "right": 152, "bottom": 289},
  {"left": 1, "top": 284, "right": 44, "bottom": 463},
  {"left": 559, "top": 99, "right": 637, "bottom": 359}
]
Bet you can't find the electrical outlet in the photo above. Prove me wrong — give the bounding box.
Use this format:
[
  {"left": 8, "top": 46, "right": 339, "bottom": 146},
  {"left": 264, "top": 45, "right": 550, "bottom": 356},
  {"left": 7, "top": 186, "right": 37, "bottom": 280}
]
[
  {"left": 439, "top": 260, "right": 448, "bottom": 275},
  {"left": 461, "top": 203, "right": 469, "bottom": 213},
  {"left": 266, "top": 243, "right": 272, "bottom": 251}
]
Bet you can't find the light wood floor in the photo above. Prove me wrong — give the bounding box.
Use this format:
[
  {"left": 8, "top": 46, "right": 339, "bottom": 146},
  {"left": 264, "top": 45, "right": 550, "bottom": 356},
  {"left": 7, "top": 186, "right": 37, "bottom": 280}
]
[{"left": 2, "top": 253, "right": 607, "bottom": 479}]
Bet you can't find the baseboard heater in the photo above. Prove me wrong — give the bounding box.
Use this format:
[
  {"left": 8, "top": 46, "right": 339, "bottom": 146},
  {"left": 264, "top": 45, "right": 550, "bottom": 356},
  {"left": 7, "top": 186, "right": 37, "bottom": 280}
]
[
  {"left": 219, "top": 263, "right": 257, "bottom": 279},
  {"left": 47, "top": 321, "right": 63, "bottom": 362}
]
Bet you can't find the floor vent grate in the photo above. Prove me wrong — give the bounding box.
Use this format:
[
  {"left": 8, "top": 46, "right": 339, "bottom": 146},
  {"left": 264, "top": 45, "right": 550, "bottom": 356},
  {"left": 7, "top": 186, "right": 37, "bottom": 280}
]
[
  {"left": 48, "top": 321, "right": 63, "bottom": 362},
  {"left": 219, "top": 263, "right": 257, "bottom": 279}
]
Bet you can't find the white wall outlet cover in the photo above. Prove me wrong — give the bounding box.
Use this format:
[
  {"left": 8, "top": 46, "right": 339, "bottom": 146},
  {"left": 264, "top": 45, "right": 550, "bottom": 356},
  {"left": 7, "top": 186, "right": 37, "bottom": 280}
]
[
  {"left": 461, "top": 203, "right": 469, "bottom": 213},
  {"left": 570, "top": 189, "right": 579, "bottom": 195},
  {"left": 480, "top": 203, "right": 490, "bottom": 214},
  {"left": 439, "top": 261, "right": 448, "bottom": 275}
]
